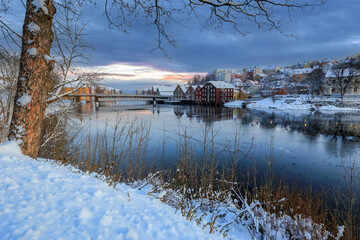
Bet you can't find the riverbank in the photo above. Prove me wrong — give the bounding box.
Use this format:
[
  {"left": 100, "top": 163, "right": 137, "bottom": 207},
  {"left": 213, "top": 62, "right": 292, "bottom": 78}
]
[
  {"left": 225, "top": 95, "right": 360, "bottom": 112},
  {"left": 0, "top": 142, "right": 232, "bottom": 240},
  {"left": 1, "top": 140, "right": 347, "bottom": 240}
]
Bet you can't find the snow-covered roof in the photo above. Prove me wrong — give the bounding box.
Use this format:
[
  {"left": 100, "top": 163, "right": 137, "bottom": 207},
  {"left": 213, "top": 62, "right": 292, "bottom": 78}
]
[
  {"left": 284, "top": 67, "right": 318, "bottom": 76},
  {"left": 257, "top": 73, "right": 267, "bottom": 78},
  {"left": 207, "top": 81, "right": 234, "bottom": 89},
  {"left": 180, "top": 85, "right": 188, "bottom": 92},
  {"left": 153, "top": 85, "right": 176, "bottom": 96},
  {"left": 153, "top": 85, "right": 176, "bottom": 91},
  {"left": 246, "top": 80, "right": 261, "bottom": 86},
  {"left": 325, "top": 69, "right": 360, "bottom": 78}
]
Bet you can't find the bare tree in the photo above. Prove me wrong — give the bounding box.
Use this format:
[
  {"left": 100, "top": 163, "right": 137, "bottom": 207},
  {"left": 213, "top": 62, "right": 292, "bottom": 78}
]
[
  {"left": 0, "top": 0, "right": 22, "bottom": 51},
  {"left": 308, "top": 68, "right": 325, "bottom": 97},
  {"left": 0, "top": 51, "right": 19, "bottom": 141},
  {"left": 331, "top": 57, "right": 360, "bottom": 100},
  {"left": 104, "top": 0, "right": 323, "bottom": 54},
  {"left": 47, "top": 5, "right": 99, "bottom": 103},
  {"left": 7, "top": 0, "right": 321, "bottom": 158}
]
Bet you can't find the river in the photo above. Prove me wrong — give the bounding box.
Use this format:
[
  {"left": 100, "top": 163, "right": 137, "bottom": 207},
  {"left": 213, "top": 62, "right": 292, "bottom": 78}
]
[{"left": 71, "top": 102, "right": 360, "bottom": 191}]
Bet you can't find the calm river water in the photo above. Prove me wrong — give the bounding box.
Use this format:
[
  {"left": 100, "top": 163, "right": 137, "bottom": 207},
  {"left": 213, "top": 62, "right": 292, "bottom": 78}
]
[{"left": 74, "top": 102, "right": 360, "bottom": 191}]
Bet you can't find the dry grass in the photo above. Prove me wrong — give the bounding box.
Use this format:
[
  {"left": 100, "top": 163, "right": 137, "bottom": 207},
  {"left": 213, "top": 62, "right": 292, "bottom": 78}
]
[{"left": 38, "top": 113, "right": 359, "bottom": 239}]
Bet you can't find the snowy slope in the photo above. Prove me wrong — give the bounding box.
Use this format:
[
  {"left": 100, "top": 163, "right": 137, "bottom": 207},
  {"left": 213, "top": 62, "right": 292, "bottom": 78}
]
[{"left": 0, "top": 142, "right": 231, "bottom": 240}]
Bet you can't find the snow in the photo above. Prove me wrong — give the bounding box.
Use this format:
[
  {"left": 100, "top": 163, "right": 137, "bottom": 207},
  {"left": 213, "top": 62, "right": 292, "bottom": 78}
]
[
  {"left": 45, "top": 100, "right": 73, "bottom": 115},
  {"left": 27, "top": 22, "right": 40, "bottom": 33},
  {"left": 325, "top": 68, "right": 360, "bottom": 78},
  {"left": 17, "top": 94, "right": 32, "bottom": 106},
  {"left": 225, "top": 95, "right": 360, "bottom": 112},
  {"left": 207, "top": 81, "right": 234, "bottom": 89},
  {"left": 31, "top": 0, "right": 49, "bottom": 14},
  {"left": 44, "top": 54, "right": 53, "bottom": 61},
  {"left": 284, "top": 67, "right": 317, "bottom": 75},
  {"left": 0, "top": 142, "right": 226, "bottom": 240},
  {"left": 0, "top": 141, "right": 22, "bottom": 156},
  {"left": 27, "top": 48, "right": 38, "bottom": 56},
  {"left": 153, "top": 85, "right": 177, "bottom": 96}
]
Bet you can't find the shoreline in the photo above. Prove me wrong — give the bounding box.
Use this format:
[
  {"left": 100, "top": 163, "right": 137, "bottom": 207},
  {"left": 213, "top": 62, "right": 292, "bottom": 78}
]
[{"left": 225, "top": 95, "right": 360, "bottom": 113}]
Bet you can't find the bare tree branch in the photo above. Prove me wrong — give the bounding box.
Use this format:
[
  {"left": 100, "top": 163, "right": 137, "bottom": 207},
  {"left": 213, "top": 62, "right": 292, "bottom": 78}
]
[
  {"left": 104, "top": 0, "right": 323, "bottom": 54},
  {"left": 48, "top": 4, "right": 99, "bottom": 103}
]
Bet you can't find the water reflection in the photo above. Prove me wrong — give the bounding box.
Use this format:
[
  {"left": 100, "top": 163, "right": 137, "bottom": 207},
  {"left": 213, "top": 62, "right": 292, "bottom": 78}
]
[
  {"left": 80, "top": 102, "right": 360, "bottom": 140},
  {"left": 76, "top": 103, "right": 360, "bottom": 189},
  {"left": 250, "top": 111, "right": 360, "bottom": 138},
  {"left": 173, "top": 105, "right": 234, "bottom": 122},
  {"left": 172, "top": 104, "right": 360, "bottom": 139}
]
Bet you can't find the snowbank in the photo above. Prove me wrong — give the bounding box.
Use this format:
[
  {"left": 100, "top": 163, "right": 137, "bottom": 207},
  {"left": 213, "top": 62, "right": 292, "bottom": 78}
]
[
  {"left": 0, "top": 142, "right": 224, "bottom": 240},
  {"left": 225, "top": 96, "right": 360, "bottom": 112},
  {"left": 0, "top": 141, "right": 342, "bottom": 240}
]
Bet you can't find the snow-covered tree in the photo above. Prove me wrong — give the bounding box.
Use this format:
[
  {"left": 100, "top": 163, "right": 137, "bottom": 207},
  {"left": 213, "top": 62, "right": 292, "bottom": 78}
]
[{"left": 8, "top": 0, "right": 56, "bottom": 158}]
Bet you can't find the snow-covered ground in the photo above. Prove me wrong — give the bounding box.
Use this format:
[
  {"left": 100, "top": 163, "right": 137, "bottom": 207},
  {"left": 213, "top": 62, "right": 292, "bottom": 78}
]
[
  {"left": 225, "top": 96, "right": 360, "bottom": 112},
  {"left": 0, "top": 141, "right": 343, "bottom": 240},
  {"left": 0, "top": 142, "right": 237, "bottom": 240}
]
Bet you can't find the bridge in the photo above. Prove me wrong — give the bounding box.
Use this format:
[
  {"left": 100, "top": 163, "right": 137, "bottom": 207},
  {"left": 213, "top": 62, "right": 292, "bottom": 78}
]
[{"left": 66, "top": 94, "right": 171, "bottom": 103}]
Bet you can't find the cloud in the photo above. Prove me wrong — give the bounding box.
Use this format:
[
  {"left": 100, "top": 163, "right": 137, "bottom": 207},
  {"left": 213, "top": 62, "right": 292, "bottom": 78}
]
[
  {"left": 80, "top": 62, "right": 205, "bottom": 91},
  {"left": 82, "top": 0, "right": 359, "bottom": 74},
  {"left": 5, "top": 0, "right": 358, "bottom": 92}
]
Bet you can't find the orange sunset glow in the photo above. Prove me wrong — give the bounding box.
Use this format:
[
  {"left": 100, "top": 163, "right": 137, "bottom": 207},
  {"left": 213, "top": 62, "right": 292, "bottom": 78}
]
[{"left": 82, "top": 63, "right": 205, "bottom": 83}]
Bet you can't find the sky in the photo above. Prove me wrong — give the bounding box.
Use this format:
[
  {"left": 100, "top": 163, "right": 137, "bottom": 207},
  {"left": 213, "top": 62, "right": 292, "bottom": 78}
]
[{"left": 3, "top": 0, "right": 360, "bottom": 92}]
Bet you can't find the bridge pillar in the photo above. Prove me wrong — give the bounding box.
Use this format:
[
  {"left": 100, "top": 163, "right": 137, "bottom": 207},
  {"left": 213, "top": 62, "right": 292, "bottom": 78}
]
[
  {"left": 153, "top": 97, "right": 157, "bottom": 106},
  {"left": 94, "top": 96, "right": 99, "bottom": 109}
]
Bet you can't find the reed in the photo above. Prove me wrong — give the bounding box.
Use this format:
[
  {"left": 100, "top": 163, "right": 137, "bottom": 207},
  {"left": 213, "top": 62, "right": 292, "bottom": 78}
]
[{"left": 38, "top": 112, "right": 358, "bottom": 239}]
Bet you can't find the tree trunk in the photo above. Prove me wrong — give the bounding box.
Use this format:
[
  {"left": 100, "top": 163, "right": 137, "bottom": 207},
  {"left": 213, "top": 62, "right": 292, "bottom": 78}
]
[{"left": 8, "top": 0, "right": 56, "bottom": 158}]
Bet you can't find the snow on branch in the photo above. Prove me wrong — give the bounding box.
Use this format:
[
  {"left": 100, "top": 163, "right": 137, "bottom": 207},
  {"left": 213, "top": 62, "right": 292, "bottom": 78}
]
[
  {"left": 27, "top": 48, "right": 38, "bottom": 56},
  {"left": 27, "top": 22, "right": 40, "bottom": 34},
  {"left": 17, "top": 94, "right": 32, "bottom": 107},
  {"left": 31, "top": 0, "right": 49, "bottom": 15}
]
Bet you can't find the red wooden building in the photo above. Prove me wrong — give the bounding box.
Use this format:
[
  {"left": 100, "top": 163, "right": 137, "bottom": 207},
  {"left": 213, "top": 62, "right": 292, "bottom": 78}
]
[
  {"left": 201, "top": 81, "right": 234, "bottom": 106},
  {"left": 194, "top": 85, "right": 203, "bottom": 104}
]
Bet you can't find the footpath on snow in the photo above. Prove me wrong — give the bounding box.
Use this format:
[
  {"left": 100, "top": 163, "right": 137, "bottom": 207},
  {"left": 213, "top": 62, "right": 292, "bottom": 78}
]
[{"left": 0, "top": 141, "right": 228, "bottom": 240}]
